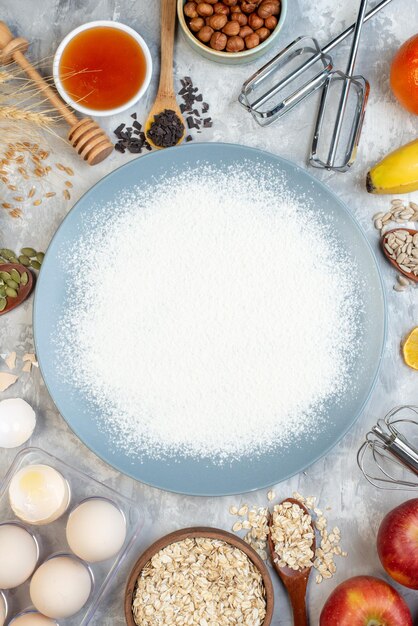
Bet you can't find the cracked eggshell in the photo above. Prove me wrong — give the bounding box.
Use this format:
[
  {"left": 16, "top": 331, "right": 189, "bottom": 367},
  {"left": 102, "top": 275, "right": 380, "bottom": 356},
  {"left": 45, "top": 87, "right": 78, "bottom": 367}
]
[
  {"left": 9, "top": 465, "right": 70, "bottom": 526},
  {"left": 0, "top": 398, "right": 36, "bottom": 448}
]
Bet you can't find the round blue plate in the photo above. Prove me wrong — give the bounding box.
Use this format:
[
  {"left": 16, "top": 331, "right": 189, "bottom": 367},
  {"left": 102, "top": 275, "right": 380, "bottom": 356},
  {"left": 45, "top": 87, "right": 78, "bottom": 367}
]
[{"left": 34, "top": 143, "right": 386, "bottom": 496}]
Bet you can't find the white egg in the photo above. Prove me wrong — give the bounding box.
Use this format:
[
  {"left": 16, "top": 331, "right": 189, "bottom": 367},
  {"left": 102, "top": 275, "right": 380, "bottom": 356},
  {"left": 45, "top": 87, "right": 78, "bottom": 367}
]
[
  {"left": 30, "top": 556, "right": 92, "bottom": 619},
  {"left": 10, "top": 612, "right": 57, "bottom": 626},
  {"left": 9, "top": 464, "right": 70, "bottom": 525},
  {"left": 0, "top": 523, "right": 38, "bottom": 588},
  {"left": 0, "top": 593, "right": 6, "bottom": 626},
  {"left": 66, "top": 498, "right": 126, "bottom": 562},
  {"left": 0, "top": 398, "right": 36, "bottom": 448}
]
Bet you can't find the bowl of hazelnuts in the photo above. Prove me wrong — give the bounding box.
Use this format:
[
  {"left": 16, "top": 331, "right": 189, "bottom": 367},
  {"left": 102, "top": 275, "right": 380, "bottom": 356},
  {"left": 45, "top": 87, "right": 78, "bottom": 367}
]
[{"left": 177, "top": 0, "right": 287, "bottom": 64}]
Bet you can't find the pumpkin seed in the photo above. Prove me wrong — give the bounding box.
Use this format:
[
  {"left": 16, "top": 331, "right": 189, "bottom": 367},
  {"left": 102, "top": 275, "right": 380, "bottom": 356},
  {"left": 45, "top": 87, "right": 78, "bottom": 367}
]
[
  {"left": 9, "top": 256, "right": 19, "bottom": 264},
  {"left": 18, "top": 255, "right": 30, "bottom": 266},
  {"left": 0, "top": 286, "right": 5, "bottom": 297},
  {"left": 20, "top": 272, "right": 28, "bottom": 286},
  {"left": 6, "top": 279, "right": 18, "bottom": 290},
  {"left": 36, "top": 252, "right": 44, "bottom": 264},
  {"left": 0, "top": 249, "right": 15, "bottom": 259},
  {"left": 10, "top": 269, "right": 20, "bottom": 283},
  {"left": 30, "top": 260, "right": 41, "bottom": 270},
  {"left": 21, "top": 247, "right": 36, "bottom": 257},
  {"left": 0, "top": 297, "right": 6, "bottom": 311},
  {"left": 5, "top": 287, "right": 17, "bottom": 298},
  {"left": 0, "top": 271, "right": 11, "bottom": 281}
]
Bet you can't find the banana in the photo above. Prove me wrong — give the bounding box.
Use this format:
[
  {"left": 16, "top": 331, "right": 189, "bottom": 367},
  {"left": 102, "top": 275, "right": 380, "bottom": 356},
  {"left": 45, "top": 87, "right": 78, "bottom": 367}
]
[{"left": 366, "top": 138, "right": 418, "bottom": 194}]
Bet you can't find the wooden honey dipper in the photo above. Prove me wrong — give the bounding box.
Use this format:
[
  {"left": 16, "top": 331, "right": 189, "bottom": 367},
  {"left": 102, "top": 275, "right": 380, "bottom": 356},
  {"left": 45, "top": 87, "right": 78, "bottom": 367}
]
[{"left": 0, "top": 21, "right": 114, "bottom": 165}]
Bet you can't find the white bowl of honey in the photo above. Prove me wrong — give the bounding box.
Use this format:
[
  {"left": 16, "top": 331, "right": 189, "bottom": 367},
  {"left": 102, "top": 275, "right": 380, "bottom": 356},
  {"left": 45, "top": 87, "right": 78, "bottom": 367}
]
[{"left": 53, "top": 21, "right": 152, "bottom": 117}]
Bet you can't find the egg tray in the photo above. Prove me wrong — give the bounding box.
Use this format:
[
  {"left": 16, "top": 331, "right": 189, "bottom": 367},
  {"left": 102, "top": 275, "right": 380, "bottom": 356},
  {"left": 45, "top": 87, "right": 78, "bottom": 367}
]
[{"left": 0, "top": 447, "right": 143, "bottom": 626}]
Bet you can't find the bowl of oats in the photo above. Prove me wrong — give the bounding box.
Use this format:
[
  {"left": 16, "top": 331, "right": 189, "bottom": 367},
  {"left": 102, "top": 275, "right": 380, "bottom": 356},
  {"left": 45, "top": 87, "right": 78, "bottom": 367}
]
[{"left": 125, "top": 527, "right": 274, "bottom": 626}]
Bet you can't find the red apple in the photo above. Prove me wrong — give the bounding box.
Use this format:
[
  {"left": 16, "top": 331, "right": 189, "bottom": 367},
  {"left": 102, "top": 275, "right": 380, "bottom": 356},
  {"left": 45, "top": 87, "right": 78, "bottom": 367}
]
[
  {"left": 320, "top": 575, "right": 413, "bottom": 626},
  {"left": 377, "top": 498, "right": 418, "bottom": 589}
]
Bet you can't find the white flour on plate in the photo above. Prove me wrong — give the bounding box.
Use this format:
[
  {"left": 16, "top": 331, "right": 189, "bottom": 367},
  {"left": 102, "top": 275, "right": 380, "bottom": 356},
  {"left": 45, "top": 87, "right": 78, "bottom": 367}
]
[{"left": 56, "top": 162, "right": 361, "bottom": 462}]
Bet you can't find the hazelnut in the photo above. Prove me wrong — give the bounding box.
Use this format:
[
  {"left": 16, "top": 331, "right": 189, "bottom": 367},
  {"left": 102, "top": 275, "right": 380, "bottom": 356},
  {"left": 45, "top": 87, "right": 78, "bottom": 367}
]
[
  {"left": 255, "top": 26, "right": 270, "bottom": 41},
  {"left": 189, "top": 16, "right": 205, "bottom": 31},
  {"left": 248, "top": 12, "right": 264, "bottom": 29},
  {"left": 230, "top": 5, "right": 241, "bottom": 11},
  {"left": 239, "top": 25, "right": 253, "bottom": 38},
  {"left": 226, "top": 35, "right": 245, "bottom": 51},
  {"left": 223, "top": 0, "right": 238, "bottom": 5},
  {"left": 208, "top": 13, "right": 228, "bottom": 29},
  {"left": 197, "top": 25, "right": 214, "bottom": 41},
  {"left": 241, "top": 2, "right": 257, "bottom": 12},
  {"left": 184, "top": 2, "right": 198, "bottom": 18},
  {"left": 210, "top": 31, "right": 228, "bottom": 50},
  {"left": 196, "top": 2, "right": 214, "bottom": 16},
  {"left": 257, "top": 0, "right": 280, "bottom": 18},
  {"left": 231, "top": 11, "right": 247, "bottom": 25},
  {"left": 264, "top": 14, "right": 277, "bottom": 29},
  {"left": 214, "top": 2, "right": 229, "bottom": 14},
  {"left": 222, "top": 20, "right": 240, "bottom": 36},
  {"left": 245, "top": 32, "right": 260, "bottom": 48},
  {"left": 205, "top": 0, "right": 218, "bottom": 3}
]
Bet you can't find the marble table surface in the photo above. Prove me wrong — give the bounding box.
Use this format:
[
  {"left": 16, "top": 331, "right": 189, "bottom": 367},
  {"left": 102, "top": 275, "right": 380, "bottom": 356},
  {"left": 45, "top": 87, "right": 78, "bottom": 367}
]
[{"left": 1, "top": 0, "right": 418, "bottom": 623}]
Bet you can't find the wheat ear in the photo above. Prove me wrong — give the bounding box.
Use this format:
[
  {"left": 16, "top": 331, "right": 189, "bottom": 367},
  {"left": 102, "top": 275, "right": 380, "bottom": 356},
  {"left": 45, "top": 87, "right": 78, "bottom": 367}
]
[{"left": 0, "top": 105, "right": 56, "bottom": 127}]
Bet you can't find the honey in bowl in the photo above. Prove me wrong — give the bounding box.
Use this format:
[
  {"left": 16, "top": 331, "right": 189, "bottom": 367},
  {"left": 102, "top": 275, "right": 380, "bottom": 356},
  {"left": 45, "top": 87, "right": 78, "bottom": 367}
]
[{"left": 59, "top": 26, "right": 147, "bottom": 111}]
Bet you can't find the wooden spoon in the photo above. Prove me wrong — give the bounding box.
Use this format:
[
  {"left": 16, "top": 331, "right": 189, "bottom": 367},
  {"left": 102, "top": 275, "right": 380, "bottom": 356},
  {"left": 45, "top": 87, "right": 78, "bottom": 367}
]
[
  {"left": 381, "top": 228, "right": 418, "bottom": 283},
  {"left": 144, "top": 0, "right": 185, "bottom": 149},
  {"left": 0, "top": 263, "right": 34, "bottom": 315},
  {"left": 268, "top": 498, "right": 316, "bottom": 626}
]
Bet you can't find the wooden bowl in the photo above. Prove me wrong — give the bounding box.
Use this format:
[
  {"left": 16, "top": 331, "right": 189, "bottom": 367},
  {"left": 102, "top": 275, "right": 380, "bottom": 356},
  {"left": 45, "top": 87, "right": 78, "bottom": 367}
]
[
  {"left": 124, "top": 526, "right": 274, "bottom": 626},
  {"left": 0, "top": 263, "right": 34, "bottom": 316}
]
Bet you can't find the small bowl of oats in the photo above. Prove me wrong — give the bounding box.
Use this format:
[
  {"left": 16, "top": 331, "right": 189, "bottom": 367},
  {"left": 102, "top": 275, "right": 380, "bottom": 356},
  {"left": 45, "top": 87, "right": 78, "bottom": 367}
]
[{"left": 125, "top": 526, "right": 274, "bottom": 626}]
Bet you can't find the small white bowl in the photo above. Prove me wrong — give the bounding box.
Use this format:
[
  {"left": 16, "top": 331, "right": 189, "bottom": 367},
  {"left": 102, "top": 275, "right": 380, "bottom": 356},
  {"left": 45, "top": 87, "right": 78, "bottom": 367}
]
[{"left": 53, "top": 21, "right": 152, "bottom": 117}]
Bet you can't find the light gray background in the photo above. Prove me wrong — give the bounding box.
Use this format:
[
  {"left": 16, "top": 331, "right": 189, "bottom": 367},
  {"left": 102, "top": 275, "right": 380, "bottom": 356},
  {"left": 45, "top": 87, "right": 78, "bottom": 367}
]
[{"left": 1, "top": 0, "right": 417, "bottom": 623}]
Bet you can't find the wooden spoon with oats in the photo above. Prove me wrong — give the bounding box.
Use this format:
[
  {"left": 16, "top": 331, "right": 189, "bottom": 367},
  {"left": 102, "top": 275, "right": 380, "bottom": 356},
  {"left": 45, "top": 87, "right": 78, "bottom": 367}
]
[{"left": 268, "top": 498, "right": 316, "bottom": 626}]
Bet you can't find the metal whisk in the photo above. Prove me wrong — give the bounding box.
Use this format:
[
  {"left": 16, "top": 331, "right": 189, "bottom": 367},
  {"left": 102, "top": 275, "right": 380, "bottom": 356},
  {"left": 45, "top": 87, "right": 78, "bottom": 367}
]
[
  {"left": 357, "top": 406, "right": 418, "bottom": 490},
  {"left": 238, "top": 0, "right": 393, "bottom": 126}
]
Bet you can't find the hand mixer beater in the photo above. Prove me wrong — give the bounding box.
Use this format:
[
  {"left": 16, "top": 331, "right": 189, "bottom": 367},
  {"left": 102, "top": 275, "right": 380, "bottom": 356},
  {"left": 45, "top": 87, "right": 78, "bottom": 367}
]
[
  {"left": 309, "top": 0, "right": 370, "bottom": 171},
  {"left": 357, "top": 406, "right": 418, "bottom": 490},
  {"left": 239, "top": 0, "right": 394, "bottom": 170}
]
